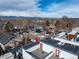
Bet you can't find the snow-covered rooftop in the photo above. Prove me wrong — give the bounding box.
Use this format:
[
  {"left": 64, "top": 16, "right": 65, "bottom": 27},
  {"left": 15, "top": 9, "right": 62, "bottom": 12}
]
[
  {"left": 68, "top": 27, "right": 79, "bottom": 34},
  {"left": 56, "top": 32, "right": 66, "bottom": 37}
]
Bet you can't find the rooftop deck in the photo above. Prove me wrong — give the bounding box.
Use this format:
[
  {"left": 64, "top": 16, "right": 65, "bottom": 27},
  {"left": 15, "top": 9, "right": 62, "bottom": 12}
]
[{"left": 31, "top": 48, "right": 48, "bottom": 59}]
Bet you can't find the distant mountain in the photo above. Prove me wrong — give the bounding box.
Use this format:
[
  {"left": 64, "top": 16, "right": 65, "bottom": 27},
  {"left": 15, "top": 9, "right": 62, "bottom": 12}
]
[
  {"left": 0, "top": 16, "right": 54, "bottom": 20},
  {"left": 0, "top": 16, "right": 79, "bottom": 20},
  {"left": 0, "top": 16, "right": 26, "bottom": 19}
]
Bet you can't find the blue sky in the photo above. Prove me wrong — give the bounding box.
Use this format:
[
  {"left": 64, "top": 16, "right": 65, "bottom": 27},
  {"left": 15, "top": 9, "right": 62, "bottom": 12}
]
[{"left": 0, "top": 0, "right": 79, "bottom": 18}]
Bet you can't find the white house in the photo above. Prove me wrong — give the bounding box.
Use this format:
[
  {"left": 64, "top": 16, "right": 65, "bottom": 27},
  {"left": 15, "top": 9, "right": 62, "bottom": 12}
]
[{"left": 15, "top": 39, "right": 78, "bottom": 59}]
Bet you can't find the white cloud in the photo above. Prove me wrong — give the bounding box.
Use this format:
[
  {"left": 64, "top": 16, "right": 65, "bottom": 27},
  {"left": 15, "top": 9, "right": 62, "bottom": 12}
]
[
  {"left": 0, "top": 0, "right": 41, "bottom": 17},
  {"left": 0, "top": 0, "right": 79, "bottom": 18},
  {"left": 41, "top": 1, "right": 79, "bottom": 18}
]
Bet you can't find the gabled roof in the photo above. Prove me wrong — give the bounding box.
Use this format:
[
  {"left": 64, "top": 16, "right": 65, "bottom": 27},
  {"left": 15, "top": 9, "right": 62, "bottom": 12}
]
[{"left": 0, "top": 32, "right": 15, "bottom": 45}]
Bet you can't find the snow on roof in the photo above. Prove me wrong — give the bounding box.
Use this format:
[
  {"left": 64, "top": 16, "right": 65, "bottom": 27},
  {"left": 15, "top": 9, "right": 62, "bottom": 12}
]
[
  {"left": 54, "top": 37, "right": 79, "bottom": 46},
  {"left": 41, "top": 39, "right": 78, "bottom": 59},
  {"left": 68, "top": 31, "right": 78, "bottom": 35},
  {"left": 57, "top": 32, "right": 66, "bottom": 37},
  {"left": 0, "top": 52, "right": 14, "bottom": 59},
  {"left": 77, "top": 34, "right": 79, "bottom": 37},
  {"left": 68, "top": 27, "right": 79, "bottom": 35},
  {"left": 72, "top": 27, "right": 79, "bottom": 31}
]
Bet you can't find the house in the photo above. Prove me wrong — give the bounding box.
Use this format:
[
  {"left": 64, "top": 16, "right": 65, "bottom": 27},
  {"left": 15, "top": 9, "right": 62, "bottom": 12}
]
[
  {"left": 35, "top": 25, "right": 44, "bottom": 33},
  {"left": 46, "top": 25, "right": 56, "bottom": 35},
  {"left": 13, "top": 25, "right": 24, "bottom": 32},
  {"left": 13, "top": 38, "right": 78, "bottom": 59},
  {"left": 0, "top": 33, "right": 15, "bottom": 45},
  {"left": 67, "top": 27, "right": 79, "bottom": 40},
  {"left": 0, "top": 32, "right": 16, "bottom": 55}
]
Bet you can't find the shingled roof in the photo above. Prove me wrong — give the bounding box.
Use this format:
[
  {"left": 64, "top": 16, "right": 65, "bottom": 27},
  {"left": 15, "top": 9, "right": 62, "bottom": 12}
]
[{"left": 0, "top": 32, "right": 15, "bottom": 45}]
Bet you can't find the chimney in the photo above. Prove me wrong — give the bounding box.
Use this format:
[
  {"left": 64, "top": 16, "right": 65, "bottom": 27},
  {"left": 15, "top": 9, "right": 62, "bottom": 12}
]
[
  {"left": 40, "top": 43, "right": 43, "bottom": 53},
  {"left": 55, "top": 49, "right": 60, "bottom": 59}
]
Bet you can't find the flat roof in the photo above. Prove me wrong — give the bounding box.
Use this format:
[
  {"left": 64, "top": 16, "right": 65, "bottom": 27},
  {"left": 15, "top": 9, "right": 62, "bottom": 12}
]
[
  {"left": 41, "top": 39, "right": 79, "bottom": 55},
  {"left": 23, "top": 42, "right": 39, "bottom": 50},
  {"left": 29, "top": 48, "right": 48, "bottom": 59}
]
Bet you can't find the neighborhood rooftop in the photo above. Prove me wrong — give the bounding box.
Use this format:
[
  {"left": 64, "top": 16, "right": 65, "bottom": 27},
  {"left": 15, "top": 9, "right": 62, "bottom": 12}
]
[
  {"left": 41, "top": 39, "right": 79, "bottom": 55},
  {"left": 0, "top": 32, "right": 15, "bottom": 45}
]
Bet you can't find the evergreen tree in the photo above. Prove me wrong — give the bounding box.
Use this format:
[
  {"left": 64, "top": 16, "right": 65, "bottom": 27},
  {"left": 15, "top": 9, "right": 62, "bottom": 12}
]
[{"left": 4, "top": 21, "right": 13, "bottom": 32}]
